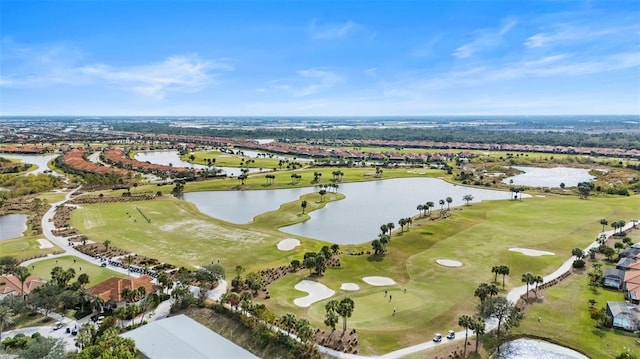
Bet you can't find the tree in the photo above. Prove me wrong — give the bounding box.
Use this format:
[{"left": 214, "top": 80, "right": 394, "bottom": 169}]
[
  {"left": 77, "top": 273, "right": 90, "bottom": 288},
  {"left": 157, "top": 271, "right": 172, "bottom": 294},
  {"left": 577, "top": 181, "right": 594, "bottom": 199},
  {"left": 78, "top": 327, "right": 137, "bottom": 359},
  {"left": 103, "top": 240, "right": 111, "bottom": 251},
  {"left": 601, "top": 246, "right": 616, "bottom": 261},
  {"left": 123, "top": 255, "right": 135, "bottom": 276},
  {"left": 488, "top": 283, "right": 499, "bottom": 298},
  {"left": 416, "top": 204, "right": 424, "bottom": 217},
  {"left": 14, "top": 266, "right": 31, "bottom": 300},
  {"left": 318, "top": 189, "right": 327, "bottom": 202},
  {"left": 324, "top": 300, "right": 339, "bottom": 329},
  {"left": 474, "top": 283, "right": 490, "bottom": 303},
  {"left": 470, "top": 316, "right": 485, "bottom": 353},
  {"left": 0, "top": 305, "right": 15, "bottom": 339},
  {"left": 279, "top": 313, "right": 298, "bottom": 335},
  {"left": 336, "top": 297, "right": 355, "bottom": 331},
  {"left": 371, "top": 239, "right": 384, "bottom": 255},
  {"left": 439, "top": 199, "right": 445, "bottom": 211},
  {"left": 534, "top": 275, "right": 544, "bottom": 296},
  {"left": 521, "top": 273, "right": 535, "bottom": 300},
  {"left": 301, "top": 200, "right": 308, "bottom": 214},
  {"left": 499, "top": 265, "right": 510, "bottom": 288},
  {"left": 491, "top": 265, "right": 500, "bottom": 283},
  {"left": 331, "top": 244, "right": 340, "bottom": 254},
  {"left": 21, "top": 336, "right": 67, "bottom": 359},
  {"left": 446, "top": 196, "right": 452, "bottom": 209},
  {"left": 458, "top": 314, "right": 473, "bottom": 357},
  {"left": 426, "top": 201, "right": 434, "bottom": 215},
  {"left": 76, "top": 322, "right": 96, "bottom": 350},
  {"left": 462, "top": 194, "right": 474, "bottom": 206},
  {"left": 303, "top": 254, "right": 316, "bottom": 276},
  {"left": 484, "top": 297, "right": 522, "bottom": 355},
  {"left": 600, "top": 219, "right": 608, "bottom": 232}
]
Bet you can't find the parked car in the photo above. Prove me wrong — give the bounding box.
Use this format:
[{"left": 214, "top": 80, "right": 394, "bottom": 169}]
[
  {"left": 433, "top": 333, "right": 442, "bottom": 342},
  {"left": 53, "top": 322, "right": 62, "bottom": 330},
  {"left": 101, "top": 262, "right": 107, "bottom": 267},
  {"left": 446, "top": 330, "right": 455, "bottom": 339}
]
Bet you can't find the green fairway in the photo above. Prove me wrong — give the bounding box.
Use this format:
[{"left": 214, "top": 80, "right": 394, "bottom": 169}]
[
  {"left": 263, "top": 195, "right": 639, "bottom": 354},
  {"left": 37, "top": 191, "right": 66, "bottom": 204},
  {"left": 0, "top": 236, "right": 63, "bottom": 262},
  {"left": 28, "top": 255, "right": 126, "bottom": 286},
  {"left": 67, "top": 174, "right": 640, "bottom": 355},
  {"left": 70, "top": 193, "right": 338, "bottom": 272}
]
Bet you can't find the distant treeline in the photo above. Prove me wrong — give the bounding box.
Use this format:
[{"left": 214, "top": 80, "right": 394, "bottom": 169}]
[{"left": 111, "top": 122, "right": 640, "bottom": 150}]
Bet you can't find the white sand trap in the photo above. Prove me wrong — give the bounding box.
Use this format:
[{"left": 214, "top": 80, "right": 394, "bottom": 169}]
[
  {"left": 536, "top": 195, "right": 546, "bottom": 197},
  {"left": 294, "top": 280, "right": 335, "bottom": 307},
  {"left": 277, "top": 238, "right": 301, "bottom": 251},
  {"left": 509, "top": 248, "right": 555, "bottom": 256},
  {"left": 340, "top": 283, "right": 360, "bottom": 291},
  {"left": 436, "top": 259, "right": 463, "bottom": 267},
  {"left": 37, "top": 239, "right": 54, "bottom": 249},
  {"left": 362, "top": 276, "right": 396, "bottom": 286}
]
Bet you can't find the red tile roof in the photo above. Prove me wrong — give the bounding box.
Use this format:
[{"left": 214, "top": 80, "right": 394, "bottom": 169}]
[
  {"left": 88, "top": 275, "right": 156, "bottom": 302},
  {"left": 0, "top": 275, "right": 44, "bottom": 296}
]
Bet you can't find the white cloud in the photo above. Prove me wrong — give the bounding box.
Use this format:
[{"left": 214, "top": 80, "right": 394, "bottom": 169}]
[
  {"left": 79, "top": 55, "right": 229, "bottom": 99},
  {"left": 0, "top": 41, "right": 231, "bottom": 99},
  {"left": 524, "top": 24, "right": 631, "bottom": 48},
  {"left": 272, "top": 69, "right": 342, "bottom": 97},
  {"left": 453, "top": 18, "right": 517, "bottom": 59},
  {"left": 310, "top": 20, "right": 361, "bottom": 40}
]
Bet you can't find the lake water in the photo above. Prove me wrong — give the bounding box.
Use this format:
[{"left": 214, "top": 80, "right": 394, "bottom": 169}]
[
  {"left": 502, "top": 166, "right": 595, "bottom": 188},
  {"left": 0, "top": 153, "right": 61, "bottom": 176},
  {"left": 0, "top": 214, "right": 28, "bottom": 240},
  {"left": 185, "top": 178, "right": 524, "bottom": 244},
  {"left": 498, "top": 338, "right": 589, "bottom": 359},
  {"left": 134, "top": 151, "right": 261, "bottom": 177}
]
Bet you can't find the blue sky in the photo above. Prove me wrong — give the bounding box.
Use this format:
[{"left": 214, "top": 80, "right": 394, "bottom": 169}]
[{"left": 1, "top": 0, "right": 638, "bottom": 116}]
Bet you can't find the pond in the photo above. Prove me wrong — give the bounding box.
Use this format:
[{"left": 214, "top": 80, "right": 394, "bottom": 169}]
[
  {"left": 185, "top": 177, "right": 525, "bottom": 244},
  {"left": 502, "top": 166, "right": 595, "bottom": 188},
  {"left": 134, "top": 151, "right": 261, "bottom": 177},
  {"left": 0, "top": 214, "right": 28, "bottom": 240},
  {"left": 498, "top": 338, "right": 589, "bottom": 359},
  {"left": 0, "top": 153, "right": 61, "bottom": 176}
]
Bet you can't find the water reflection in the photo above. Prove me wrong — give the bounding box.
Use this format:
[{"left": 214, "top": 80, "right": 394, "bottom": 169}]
[
  {"left": 0, "top": 154, "right": 61, "bottom": 176},
  {"left": 134, "top": 151, "right": 261, "bottom": 177},
  {"left": 503, "top": 166, "right": 594, "bottom": 188},
  {"left": 0, "top": 214, "right": 28, "bottom": 240},
  {"left": 185, "top": 178, "right": 525, "bottom": 244},
  {"left": 498, "top": 338, "right": 589, "bottom": 359}
]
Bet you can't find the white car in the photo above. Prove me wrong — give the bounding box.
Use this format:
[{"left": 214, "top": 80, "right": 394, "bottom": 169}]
[
  {"left": 433, "top": 333, "right": 442, "bottom": 342},
  {"left": 446, "top": 330, "right": 455, "bottom": 339}
]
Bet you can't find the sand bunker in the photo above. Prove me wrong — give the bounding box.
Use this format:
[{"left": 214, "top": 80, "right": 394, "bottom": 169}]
[
  {"left": 509, "top": 248, "right": 555, "bottom": 256},
  {"left": 436, "top": 259, "right": 463, "bottom": 267},
  {"left": 362, "top": 276, "right": 396, "bottom": 286},
  {"left": 277, "top": 238, "right": 301, "bottom": 251},
  {"left": 340, "top": 283, "right": 360, "bottom": 291},
  {"left": 37, "top": 239, "right": 54, "bottom": 249},
  {"left": 293, "top": 280, "right": 335, "bottom": 307}
]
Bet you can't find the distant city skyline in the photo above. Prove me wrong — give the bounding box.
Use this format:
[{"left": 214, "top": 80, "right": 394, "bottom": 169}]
[{"left": 1, "top": 1, "right": 638, "bottom": 116}]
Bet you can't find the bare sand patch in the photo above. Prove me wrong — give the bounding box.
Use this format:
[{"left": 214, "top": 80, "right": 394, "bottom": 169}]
[
  {"left": 277, "top": 238, "right": 300, "bottom": 251},
  {"left": 362, "top": 276, "right": 396, "bottom": 286},
  {"left": 509, "top": 248, "right": 555, "bottom": 256},
  {"left": 294, "top": 280, "right": 335, "bottom": 307},
  {"left": 340, "top": 283, "right": 360, "bottom": 291},
  {"left": 37, "top": 239, "right": 53, "bottom": 249},
  {"left": 436, "top": 259, "right": 463, "bottom": 267}
]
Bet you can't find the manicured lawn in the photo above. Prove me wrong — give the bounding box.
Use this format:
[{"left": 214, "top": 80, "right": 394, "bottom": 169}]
[
  {"left": 67, "top": 174, "right": 640, "bottom": 355},
  {"left": 37, "top": 191, "right": 66, "bottom": 204},
  {"left": 263, "top": 195, "right": 639, "bottom": 354},
  {"left": 28, "top": 255, "right": 126, "bottom": 286},
  {"left": 184, "top": 150, "right": 282, "bottom": 169},
  {"left": 0, "top": 236, "right": 62, "bottom": 262},
  {"left": 512, "top": 268, "right": 639, "bottom": 358},
  {"left": 70, "top": 193, "right": 339, "bottom": 272}
]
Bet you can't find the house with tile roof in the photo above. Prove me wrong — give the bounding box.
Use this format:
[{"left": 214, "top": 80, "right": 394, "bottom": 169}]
[
  {"left": 0, "top": 275, "right": 44, "bottom": 299},
  {"left": 88, "top": 275, "right": 156, "bottom": 309}
]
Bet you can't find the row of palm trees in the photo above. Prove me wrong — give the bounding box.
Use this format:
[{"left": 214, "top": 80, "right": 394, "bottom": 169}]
[
  {"left": 521, "top": 272, "right": 544, "bottom": 300},
  {"left": 457, "top": 314, "right": 486, "bottom": 356}
]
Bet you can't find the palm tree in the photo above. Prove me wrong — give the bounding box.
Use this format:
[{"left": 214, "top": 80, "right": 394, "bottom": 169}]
[
  {"left": 398, "top": 218, "right": 406, "bottom": 232},
  {"left": 439, "top": 199, "right": 445, "bottom": 211},
  {"left": 491, "top": 265, "right": 500, "bottom": 283},
  {"left": 337, "top": 297, "right": 355, "bottom": 331},
  {"left": 103, "top": 240, "right": 111, "bottom": 251},
  {"left": 600, "top": 219, "right": 608, "bottom": 232},
  {"left": 14, "top": 266, "right": 30, "bottom": 300},
  {"left": 279, "top": 313, "right": 298, "bottom": 335},
  {"left": 318, "top": 189, "right": 327, "bottom": 202},
  {"left": 522, "top": 273, "right": 534, "bottom": 300},
  {"left": 301, "top": 200, "right": 308, "bottom": 214},
  {"left": 380, "top": 224, "right": 388, "bottom": 235},
  {"left": 499, "top": 265, "right": 510, "bottom": 288},
  {"left": 123, "top": 255, "right": 135, "bottom": 276},
  {"left": 474, "top": 283, "right": 490, "bottom": 303},
  {"left": 488, "top": 283, "right": 499, "bottom": 298},
  {"left": 426, "top": 201, "right": 434, "bottom": 215},
  {"left": 417, "top": 204, "right": 424, "bottom": 217},
  {"left": 470, "top": 316, "right": 485, "bottom": 353},
  {"left": 534, "top": 275, "right": 544, "bottom": 297},
  {"left": 458, "top": 314, "right": 473, "bottom": 357},
  {"left": 463, "top": 194, "right": 474, "bottom": 206},
  {"left": 387, "top": 222, "right": 395, "bottom": 233},
  {"left": 0, "top": 305, "right": 15, "bottom": 339},
  {"left": 324, "top": 300, "right": 339, "bottom": 329},
  {"left": 446, "top": 196, "right": 452, "bottom": 209}
]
